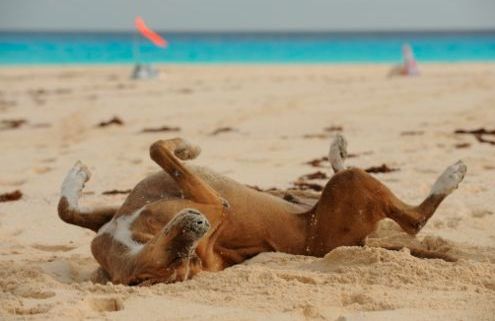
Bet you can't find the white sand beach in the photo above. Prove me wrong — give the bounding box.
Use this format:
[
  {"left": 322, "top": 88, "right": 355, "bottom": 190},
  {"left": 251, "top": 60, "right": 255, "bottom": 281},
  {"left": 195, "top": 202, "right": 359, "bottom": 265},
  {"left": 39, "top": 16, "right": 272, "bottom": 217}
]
[{"left": 0, "top": 64, "right": 494, "bottom": 321}]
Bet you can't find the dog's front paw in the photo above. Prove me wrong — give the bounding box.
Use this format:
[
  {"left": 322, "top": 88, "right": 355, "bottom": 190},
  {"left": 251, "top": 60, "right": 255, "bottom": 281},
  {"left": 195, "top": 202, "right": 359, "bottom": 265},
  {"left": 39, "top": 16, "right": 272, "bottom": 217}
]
[
  {"left": 175, "top": 140, "right": 201, "bottom": 160},
  {"left": 71, "top": 161, "right": 91, "bottom": 183},
  {"left": 62, "top": 161, "right": 91, "bottom": 192},
  {"left": 60, "top": 161, "right": 91, "bottom": 208}
]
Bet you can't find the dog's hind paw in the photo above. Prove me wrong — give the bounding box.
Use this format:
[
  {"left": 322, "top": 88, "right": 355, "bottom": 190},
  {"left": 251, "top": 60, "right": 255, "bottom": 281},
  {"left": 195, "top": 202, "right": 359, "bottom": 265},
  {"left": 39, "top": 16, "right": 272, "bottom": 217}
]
[
  {"left": 329, "top": 134, "right": 348, "bottom": 173},
  {"left": 430, "top": 160, "right": 467, "bottom": 196}
]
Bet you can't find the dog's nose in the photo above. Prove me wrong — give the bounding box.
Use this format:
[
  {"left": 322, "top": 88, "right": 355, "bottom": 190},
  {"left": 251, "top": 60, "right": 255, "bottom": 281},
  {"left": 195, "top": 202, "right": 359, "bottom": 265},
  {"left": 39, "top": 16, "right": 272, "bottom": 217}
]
[
  {"left": 199, "top": 216, "right": 210, "bottom": 228},
  {"left": 190, "top": 214, "right": 210, "bottom": 230}
]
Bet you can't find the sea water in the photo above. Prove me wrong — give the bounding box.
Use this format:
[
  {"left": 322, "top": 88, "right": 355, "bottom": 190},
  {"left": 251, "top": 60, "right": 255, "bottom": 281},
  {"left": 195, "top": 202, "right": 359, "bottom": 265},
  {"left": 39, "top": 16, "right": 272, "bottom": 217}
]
[{"left": 1, "top": 31, "right": 494, "bottom": 65}]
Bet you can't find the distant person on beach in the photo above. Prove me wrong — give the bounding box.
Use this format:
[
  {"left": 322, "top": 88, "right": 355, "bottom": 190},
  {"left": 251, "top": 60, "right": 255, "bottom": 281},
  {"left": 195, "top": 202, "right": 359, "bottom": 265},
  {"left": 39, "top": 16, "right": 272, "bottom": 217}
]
[{"left": 389, "top": 43, "right": 420, "bottom": 77}]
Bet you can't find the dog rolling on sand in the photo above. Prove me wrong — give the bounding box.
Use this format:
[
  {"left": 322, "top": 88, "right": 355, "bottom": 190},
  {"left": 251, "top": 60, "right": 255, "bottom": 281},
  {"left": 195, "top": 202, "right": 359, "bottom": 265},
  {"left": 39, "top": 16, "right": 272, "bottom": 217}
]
[{"left": 58, "top": 135, "right": 466, "bottom": 285}]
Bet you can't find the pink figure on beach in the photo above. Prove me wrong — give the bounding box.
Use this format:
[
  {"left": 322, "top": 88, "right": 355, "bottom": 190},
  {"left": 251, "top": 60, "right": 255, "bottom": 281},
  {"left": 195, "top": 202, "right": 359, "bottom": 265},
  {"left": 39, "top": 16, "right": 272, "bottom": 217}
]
[{"left": 402, "top": 43, "right": 419, "bottom": 76}]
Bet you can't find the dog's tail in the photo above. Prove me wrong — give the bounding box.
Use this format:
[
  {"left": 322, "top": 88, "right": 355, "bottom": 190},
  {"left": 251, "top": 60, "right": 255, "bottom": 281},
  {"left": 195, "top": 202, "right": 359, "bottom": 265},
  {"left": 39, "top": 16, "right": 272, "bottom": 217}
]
[{"left": 57, "top": 161, "right": 116, "bottom": 232}]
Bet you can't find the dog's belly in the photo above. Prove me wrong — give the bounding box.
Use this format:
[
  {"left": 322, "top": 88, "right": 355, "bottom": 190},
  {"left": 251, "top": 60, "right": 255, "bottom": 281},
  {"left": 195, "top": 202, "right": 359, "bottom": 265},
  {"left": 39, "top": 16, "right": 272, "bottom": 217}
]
[{"left": 118, "top": 166, "right": 309, "bottom": 258}]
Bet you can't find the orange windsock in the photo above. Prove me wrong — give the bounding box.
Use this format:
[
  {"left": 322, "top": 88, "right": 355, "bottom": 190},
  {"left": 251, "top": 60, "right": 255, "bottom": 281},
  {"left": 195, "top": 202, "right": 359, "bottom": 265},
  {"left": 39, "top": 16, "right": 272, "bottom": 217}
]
[{"left": 135, "top": 16, "right": 167, "bottom": 48}]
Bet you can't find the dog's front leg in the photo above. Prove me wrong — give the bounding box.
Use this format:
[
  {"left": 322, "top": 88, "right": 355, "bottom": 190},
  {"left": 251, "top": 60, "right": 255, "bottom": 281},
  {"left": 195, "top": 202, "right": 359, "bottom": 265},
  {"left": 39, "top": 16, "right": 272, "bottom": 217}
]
[{"left": 149, "top": 138, "right": 229, "bottom": 227}]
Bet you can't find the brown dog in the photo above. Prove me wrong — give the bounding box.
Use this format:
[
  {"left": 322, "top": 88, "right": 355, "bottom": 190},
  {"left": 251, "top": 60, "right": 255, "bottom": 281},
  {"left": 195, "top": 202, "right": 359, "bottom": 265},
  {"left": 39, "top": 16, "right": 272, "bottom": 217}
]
[{"left": 58, "top": 136, "right": 466, "bottom": 285}]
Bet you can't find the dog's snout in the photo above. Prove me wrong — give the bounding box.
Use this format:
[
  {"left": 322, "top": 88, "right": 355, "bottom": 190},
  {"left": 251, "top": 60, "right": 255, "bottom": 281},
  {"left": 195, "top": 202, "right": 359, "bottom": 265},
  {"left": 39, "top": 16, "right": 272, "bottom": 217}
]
[{"left": 175, "top": 209, "right": 210, "bottom": 237}]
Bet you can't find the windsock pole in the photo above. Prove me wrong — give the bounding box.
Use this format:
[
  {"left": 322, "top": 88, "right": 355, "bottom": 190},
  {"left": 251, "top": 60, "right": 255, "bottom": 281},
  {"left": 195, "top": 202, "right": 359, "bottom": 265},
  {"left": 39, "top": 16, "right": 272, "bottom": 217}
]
[{"left": 133, "top": 31, "right": 141, "bottom": 64}]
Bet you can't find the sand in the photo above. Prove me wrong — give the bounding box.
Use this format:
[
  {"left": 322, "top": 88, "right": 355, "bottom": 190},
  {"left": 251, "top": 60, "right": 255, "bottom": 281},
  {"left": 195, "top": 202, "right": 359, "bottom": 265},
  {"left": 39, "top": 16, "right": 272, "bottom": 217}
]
[{"left": 0, "top": 64, "right": 494, "bottom": 321}]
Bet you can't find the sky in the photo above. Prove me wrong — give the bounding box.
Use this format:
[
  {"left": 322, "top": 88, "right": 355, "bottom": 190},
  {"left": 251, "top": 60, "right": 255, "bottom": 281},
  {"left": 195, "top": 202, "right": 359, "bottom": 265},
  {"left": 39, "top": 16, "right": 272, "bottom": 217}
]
[{"left": 1, "top": 0, "right": 495, "bottom": 32}]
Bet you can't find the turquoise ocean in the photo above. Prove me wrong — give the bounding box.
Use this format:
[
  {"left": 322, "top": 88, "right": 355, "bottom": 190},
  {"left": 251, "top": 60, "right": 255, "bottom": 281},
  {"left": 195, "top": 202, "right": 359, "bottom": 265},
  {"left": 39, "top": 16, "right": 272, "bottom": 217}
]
[{"left": 1, "top": 31, "right": 494, "bottom": 65}]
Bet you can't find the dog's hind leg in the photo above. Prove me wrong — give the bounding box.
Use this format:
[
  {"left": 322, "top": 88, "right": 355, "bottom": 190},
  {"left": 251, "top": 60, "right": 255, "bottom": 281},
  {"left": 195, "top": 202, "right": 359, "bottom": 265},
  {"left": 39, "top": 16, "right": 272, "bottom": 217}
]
[
  {"left": 306, "top": 161, "right": 466, "bottom": 256},
  {"left": 327, "top": 134, "right": 466, "bottom": 234},
  {"left": 386, "top": 160, "right": 467, "bottom": 235},
  {"left": 58, "top": 161, "right": 117, "bottom": 232}
]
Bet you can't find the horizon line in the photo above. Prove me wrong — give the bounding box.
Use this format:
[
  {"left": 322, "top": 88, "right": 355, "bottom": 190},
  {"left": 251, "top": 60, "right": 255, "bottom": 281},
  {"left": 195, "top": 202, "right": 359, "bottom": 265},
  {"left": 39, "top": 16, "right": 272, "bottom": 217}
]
[{"left": 1, "top": 29, "right": 495, "bottom": 35}]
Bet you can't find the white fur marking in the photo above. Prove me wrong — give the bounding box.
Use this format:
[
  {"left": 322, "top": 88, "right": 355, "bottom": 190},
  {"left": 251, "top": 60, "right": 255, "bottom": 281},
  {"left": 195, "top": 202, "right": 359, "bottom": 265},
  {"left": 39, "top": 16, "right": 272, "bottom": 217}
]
[{"left": 98, "top": 207, "right": 145, "bottom": 256}]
